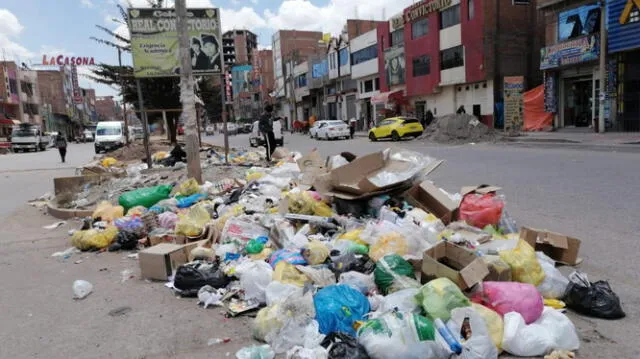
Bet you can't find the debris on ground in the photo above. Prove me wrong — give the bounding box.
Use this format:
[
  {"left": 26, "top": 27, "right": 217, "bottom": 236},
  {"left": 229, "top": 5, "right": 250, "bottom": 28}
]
[
  {"left": 420, "top": 114, "right": 497, "bottom": 144},
  {"left": 43, "top": 142, "right": 624, "bottom": 358}
]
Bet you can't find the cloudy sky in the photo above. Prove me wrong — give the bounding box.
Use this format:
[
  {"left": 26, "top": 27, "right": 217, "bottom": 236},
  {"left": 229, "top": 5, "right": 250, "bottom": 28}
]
[{"left": 1, "top": 0, "right": 414, "bottom": 97}]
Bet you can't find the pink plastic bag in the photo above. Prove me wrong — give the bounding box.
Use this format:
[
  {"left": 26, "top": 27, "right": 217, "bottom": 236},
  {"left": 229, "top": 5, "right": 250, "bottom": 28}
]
[
  {"left": 472, "top": 281, "right": 543, "bottom": 324},
  {"left": 459, "top": 193, "right": 504, "bottom": 229}
]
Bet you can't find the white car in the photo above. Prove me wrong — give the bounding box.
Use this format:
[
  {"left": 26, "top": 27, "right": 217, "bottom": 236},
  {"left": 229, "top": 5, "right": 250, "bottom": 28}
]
[
  {"left": 310, "top": 120, "right": 350, "bottom": 140},
  {"left": 249, "top": 119, "right": 284, "bottom": 147},
  {"left": 205, "top": 126, "right": 215, "bottom": 135}
]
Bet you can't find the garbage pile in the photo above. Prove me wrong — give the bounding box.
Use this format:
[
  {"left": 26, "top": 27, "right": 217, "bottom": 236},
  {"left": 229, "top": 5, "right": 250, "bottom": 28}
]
[
  {"left": 64, "top": 147, "right": 625, "bottom": 359},
  {"left": 420, "top": 114, "right": 497, "bottom": 144}
]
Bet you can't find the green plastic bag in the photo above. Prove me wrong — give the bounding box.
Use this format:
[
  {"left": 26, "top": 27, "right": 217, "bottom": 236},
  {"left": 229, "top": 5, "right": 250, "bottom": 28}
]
[
  {"left": 118, "top": 184, "right": 173, "bottom": 211},
  {"left": 416, "top": 278, "right": 471, "bottom": 322},
  {"left": 357, "top": 312, "right": 438, "bottom": 358},
  {"left": 374, "top": 254, "right": 417, "bottom": 295},
  {"left": 245, "top": 239, "right": 265, "bottom": 254}
]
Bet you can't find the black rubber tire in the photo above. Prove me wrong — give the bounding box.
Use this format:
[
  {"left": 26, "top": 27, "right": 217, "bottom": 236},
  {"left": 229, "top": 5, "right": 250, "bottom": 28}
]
[
  {"left": 369, "top": 133, "right": 377, "bottom": 142},
  {"left": 392, "top": 131, "right": 400, "bottom": 142}
]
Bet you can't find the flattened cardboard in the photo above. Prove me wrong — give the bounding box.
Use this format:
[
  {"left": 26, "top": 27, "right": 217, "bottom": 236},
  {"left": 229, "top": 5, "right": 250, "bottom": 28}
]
[
  {"left": 405, "top": 181, "right": 459, "bottom": 224},
  {"left": 460, "top": 185, "right": 502, "bottom": 196},
  {"left": 139, "top": 243, "right": 189, "bottom": 281},
  {"left": 297, "top": 151, "right": 326, "bottom": 186},
  {"left": 421, "top": 241, "right": 489, "bottom": 289},
  {"left": 520, "top": 227, "right": 581, "bottom": 265}
]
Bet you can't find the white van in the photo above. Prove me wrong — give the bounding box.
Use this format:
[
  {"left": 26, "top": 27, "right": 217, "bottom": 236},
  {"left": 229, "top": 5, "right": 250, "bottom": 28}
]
[
  {"left": 249, "top": 118, "right": 283, "bottom": 147},
  {"left": 94, "top": 121, "right": 126, "bottom": 153}
]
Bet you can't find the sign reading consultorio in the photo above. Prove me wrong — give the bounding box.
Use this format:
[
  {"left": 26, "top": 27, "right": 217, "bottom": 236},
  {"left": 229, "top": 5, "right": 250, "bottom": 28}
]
[{"left": 404, "top": 0, "right": 452, "bottom": 23}]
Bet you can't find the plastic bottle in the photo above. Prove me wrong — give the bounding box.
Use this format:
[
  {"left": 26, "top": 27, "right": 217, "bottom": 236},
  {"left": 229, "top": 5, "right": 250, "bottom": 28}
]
[
  {"left": 434, "top": 318, "right": 462, "bottom": 354},
  {"left": 498, "top": 208, "right": 518, "bottom": 234}
]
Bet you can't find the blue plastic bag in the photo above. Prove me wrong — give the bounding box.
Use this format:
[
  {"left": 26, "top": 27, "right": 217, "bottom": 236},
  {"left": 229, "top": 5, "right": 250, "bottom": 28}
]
[
  {"left": 176, "top": 193, "right": 207, "bottom": 208},
  {"left": 269, "top": 249, "right": 307, "bottom": 269},
  {"left": 314, "top": 284, "right": 370, "bottom": 336}
]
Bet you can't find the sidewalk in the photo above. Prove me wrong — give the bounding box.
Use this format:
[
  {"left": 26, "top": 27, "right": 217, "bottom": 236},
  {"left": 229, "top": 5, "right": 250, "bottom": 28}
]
[{"left": 503, "top": 129, "right": 640, "bottom": 152}]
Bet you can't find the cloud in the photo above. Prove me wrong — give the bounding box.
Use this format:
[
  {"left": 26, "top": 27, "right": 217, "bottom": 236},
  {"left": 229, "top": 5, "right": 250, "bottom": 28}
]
[
  {"left": 0, "top": 9, "right": 32, "bottom": 60},
  {"left": 250, "top": 0, "right": 258, "bottom": 4},
  {"left": 81, "top": 0, "right": 95, "bottom": 8},
  {"left": 0, "top": 9, "right": 24, "bottom": 37},
  {"left": 220, "top": 7, "right": 266, "bottom": 32}
]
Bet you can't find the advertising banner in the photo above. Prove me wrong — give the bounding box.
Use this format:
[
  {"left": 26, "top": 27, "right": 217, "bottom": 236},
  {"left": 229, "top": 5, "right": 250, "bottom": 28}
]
[
  {"left": 543, "top": 72, "right": 558, "bottom": 113},
  {"left": 231, "top": 65, "right": 252, "bottom": 96},
  {"left": 128, "top": 8, "right": 222, "bottom": 77},
  {"left": 558, "top": 4, "right": 601, "bottom": 41},
  {"left": 504, "top": 76, "right": 524, "bottom": 134},
  {"left": 607, "top": 0, "right": 640, "bottom": 53},
  {"left": 71, "top": 65, "right": 83, "bottom": 104},
  {"left": 540, "top": 35, "right": 599, "bottom": 70},
  {"left": 384, "top": 46, "right": 405, "bottom": 86}
]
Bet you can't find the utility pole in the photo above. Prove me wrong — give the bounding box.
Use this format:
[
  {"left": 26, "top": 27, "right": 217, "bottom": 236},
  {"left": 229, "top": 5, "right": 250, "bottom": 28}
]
[
  {"left": 598, "top": 0, "right": 607, "bottom": 133},
  {"left": 176, "top": 0, "right": 203, "bottom": 183},
  {"left": 221, "top": 68, "right": 229, "bottom": 164},
  {"left": 117, "top": 48, "right": 129, "bottom": 144}
]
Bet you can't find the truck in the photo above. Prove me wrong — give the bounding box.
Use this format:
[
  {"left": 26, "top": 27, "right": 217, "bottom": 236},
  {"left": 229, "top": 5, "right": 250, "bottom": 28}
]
[{"left": 11, "top": 124, "right": 49, "bottom": 152}]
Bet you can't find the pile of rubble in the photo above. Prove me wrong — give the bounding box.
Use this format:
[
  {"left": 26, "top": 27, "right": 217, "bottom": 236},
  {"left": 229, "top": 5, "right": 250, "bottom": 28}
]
[
  {"left": 421, "top": 114, "right": 498, "bottom": 144},
  {"left": 54, "top": 146, "right": 625, "bottom": 359}
]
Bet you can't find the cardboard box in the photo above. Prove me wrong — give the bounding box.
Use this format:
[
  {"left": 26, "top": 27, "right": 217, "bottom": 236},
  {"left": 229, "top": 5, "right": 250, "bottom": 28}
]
[
  {"left": 421, "top": 241, "right": 489, "bottom": 289},
  {"left": 405, "top": 181, "right": 459, "bottom": 224},
  {"left": 520, "top": 227, "right": 582, "bottom": 265},
  {"left": 139, "top": 243, "right": 189, "bottom": 281},
  {"left": 482, "top": 255, "right": 512, "bottom": 282},
  {"left": 297, "top": 151, "right": 326, "bottom": 187}
]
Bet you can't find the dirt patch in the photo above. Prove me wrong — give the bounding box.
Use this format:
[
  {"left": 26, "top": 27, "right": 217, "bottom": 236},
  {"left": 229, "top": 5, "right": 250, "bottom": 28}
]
[
  {"left": 106, "top": 142, "right": 173, "bottom": 162},
  {"left": 420, "top": 114, "right": 499, "bottom": 144}
]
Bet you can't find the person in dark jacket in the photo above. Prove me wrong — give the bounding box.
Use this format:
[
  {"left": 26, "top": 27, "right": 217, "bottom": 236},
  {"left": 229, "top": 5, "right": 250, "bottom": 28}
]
[
  {"left": 456, "top": 105, "right": 466, "bottom": 114},
  {"left": 55, "top": 133, "right": 67, "bottom": 163},
  {"left": 258, "top": 104, "right": 276, "bottom": 162},
  {"left": 424, "top": 109, "right": 434, "bottom": 128}
]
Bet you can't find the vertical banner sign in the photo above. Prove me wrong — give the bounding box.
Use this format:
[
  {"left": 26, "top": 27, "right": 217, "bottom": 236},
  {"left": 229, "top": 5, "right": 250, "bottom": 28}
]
[
  {"left": 71, "top": 65, "right": 83, "bottom": 104},
  {"left": 504, "top": 76, "right": 524, "bottom": 134},
  {"left": 128, "top": 8, "right": 222, "bottom": 77},
  {"left": 225, "top": 71, "right": 232, "bottom": 104},
  {"left": 544, "top": 72, "right": 558, "bottom": 113}
]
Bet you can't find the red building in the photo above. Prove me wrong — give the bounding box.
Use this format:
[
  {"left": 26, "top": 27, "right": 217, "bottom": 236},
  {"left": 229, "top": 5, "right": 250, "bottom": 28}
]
[{"left": 377, "top": 0, "right": 542, "bottom": 126}]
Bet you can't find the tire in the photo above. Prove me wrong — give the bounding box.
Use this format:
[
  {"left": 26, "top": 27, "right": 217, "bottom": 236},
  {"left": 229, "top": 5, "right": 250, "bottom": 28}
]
[
  {"left": 277, "top": 139, "right": 284, "bottom": 146},
  {"left": 325, "top": 133, "right": 329, "bottom": 141},
  {"left": 369, "top": 132, "right": 377, "bottom": 142},
  {"left": 392, "top": 131, "right": 400, "bottom": 142},
  {"left": 94, "top": 146, "right": 101, "bottom": 154}
]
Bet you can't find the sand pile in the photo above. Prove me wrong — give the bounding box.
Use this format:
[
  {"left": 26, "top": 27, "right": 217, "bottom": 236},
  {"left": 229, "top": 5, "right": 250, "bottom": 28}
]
[{"left": 420, "top": 114, "right": 497, "bottom": 144}]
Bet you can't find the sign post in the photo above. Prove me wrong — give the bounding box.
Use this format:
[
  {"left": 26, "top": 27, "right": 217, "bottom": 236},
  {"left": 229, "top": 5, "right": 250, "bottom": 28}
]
[{"left": 503, "top": 76, "right": 524, "bottom": 136}]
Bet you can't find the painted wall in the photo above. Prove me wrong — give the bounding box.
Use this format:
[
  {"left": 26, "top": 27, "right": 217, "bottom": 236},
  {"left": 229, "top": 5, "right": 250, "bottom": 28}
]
[
  {"left": 608, "top": 0, "right": 640, "bottom": 53},
  {"left": 461, "top": 0, "right": 486, "bottom": 83}
]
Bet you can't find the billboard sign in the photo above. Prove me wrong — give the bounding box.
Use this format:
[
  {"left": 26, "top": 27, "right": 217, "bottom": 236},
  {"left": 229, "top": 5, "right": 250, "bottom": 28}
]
[
  {"left": 384, "top": 46, "right": 405, "bottom": 86},
  {"left": 231, "top": 65, "right": 252, "bottom": 96},
  {"left": 608, "top": 0, "right": 640, "bottom": 53},
  {"left": 558, "top": 4, "right": 600, "bottom": 41},
  {"left": 504, "top": 76, "right": 524, "bottom": 134},
  {"left": 312, "top": 59, "right": 328, "bottom": 78},
  {"left": 540, "top": 35, "right": 599, "bottom": 70},
  {"left": 71, "top": 65, "right": 83, "bottom": 104},
  {"left": 128, "top": 8, "right": 222, "bottom": 77}
]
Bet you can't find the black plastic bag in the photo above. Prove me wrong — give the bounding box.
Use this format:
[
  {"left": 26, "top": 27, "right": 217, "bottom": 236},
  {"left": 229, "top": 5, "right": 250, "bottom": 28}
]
[
  {"left": 108, "top": 231, "right": 139, "bottom": 252},
  {"left": 333, "top": 198, "right": 368, "bottom": 217},
  {"left": 329, "top": 253, "right": 376, "bottom": 279},
  {"left": 174, "top": 260, "right": 230, "bottom": 297},
  {"left": 564, "top": 273, "right": 625, "bottom": 319},
  {"left": 321, "top": 332, "right": 370, "bottom": 359}
]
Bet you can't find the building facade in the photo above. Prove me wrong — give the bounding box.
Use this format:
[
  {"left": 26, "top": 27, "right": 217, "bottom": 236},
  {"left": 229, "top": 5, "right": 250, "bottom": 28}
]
[
  {"left": 0, "top": 62, "right": 22, "bottom": 138},
  {"left": 350, "top": 28, "right": 382, "bottom": 129},
  {"left": 95, "top": 96, "right": 119, "bottom": 122},
  {"left": 222, "top": 30, "right": 258, "bottom": 68},
  {"left": 251, "top": 49, "right": 274, "bottom": 113}
]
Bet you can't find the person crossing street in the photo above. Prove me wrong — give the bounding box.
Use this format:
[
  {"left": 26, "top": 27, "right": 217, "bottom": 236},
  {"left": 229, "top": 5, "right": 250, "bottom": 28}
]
[{"left": 258, "top": 104, "right": 276, "bottom": 163}]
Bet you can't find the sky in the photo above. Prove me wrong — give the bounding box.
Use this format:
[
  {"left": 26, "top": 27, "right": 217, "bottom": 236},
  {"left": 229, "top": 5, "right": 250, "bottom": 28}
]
[{"left": 0, "top": 0, "right": 415, "bottom": 98}]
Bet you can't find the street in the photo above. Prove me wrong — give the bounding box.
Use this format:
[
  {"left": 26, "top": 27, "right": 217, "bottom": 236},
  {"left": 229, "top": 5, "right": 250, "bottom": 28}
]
[{"left": 0, "top": 136, "right": 638, "bottom": 358}]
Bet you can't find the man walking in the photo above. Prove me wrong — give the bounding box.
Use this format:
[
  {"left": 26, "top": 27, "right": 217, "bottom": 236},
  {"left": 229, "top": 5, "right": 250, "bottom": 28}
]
[
  {"left": 259, "top": 104, "right": 276, "bottom": 162},
  {"left": 349, "top": 118, "right": 357, "bottom": 139},
  {"left": 55, "top": 133, "right": 67, "bottom": 163}
]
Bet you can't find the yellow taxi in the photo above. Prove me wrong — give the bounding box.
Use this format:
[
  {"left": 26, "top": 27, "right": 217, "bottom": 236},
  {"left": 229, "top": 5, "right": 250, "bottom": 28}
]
[{"left": 368, "top": 116, "right": 424, "bottom": 142}]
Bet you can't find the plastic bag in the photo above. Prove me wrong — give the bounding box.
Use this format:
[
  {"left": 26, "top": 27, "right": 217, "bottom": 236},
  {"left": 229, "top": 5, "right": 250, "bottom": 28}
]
[
  {"left": 368, "top": 232, "right": 408, "bottom": 262},
  {"left": 320, "top": 332, "right": 370, "bottom": 359},
  {"left": 265, "top": 281, "right": 303, "bottom": 306},
  {"left": 101, "top": 157, "right": 118, "bottom": 167},
  {"left": 108, "top": 230, "right": 139, "bottom": 251},
  {"left": 314, "top": 284, "right": 370, "bottom": 336},
  {"left": 175, "top": 205, "right": 211, "bottom": 237},
  {"left": 376, "top": 288, "right": 421, "bottom": 314},
  {"left": 73, "top": 280, "right": 93, "bottom": 299},
  {"left": 270, "top": 249, "right": 307, "bottom": 268},
  {"left": 499, "top": 239, "right": 545, "bottom": 286},
  {"left": 173, "top": 260, "right": 230, "bottom": 297},
  {"left": 303, "top": 241, "right": 329, "bottom": 265},
  {"left": 446, "top": 307, "right": 499, "bottom": 359},
  {"left": 332, "top": 240, "right": 369, "bottom": 256},
  {"left": 417, "top": 278, "right": 471, "bottom": 322},
  {"left": 374, "top": 254, "right": 418, "bottom": 295},
  {"left": 536, "top": 252, "right": 569, "bottom": 299},
  {"left": 366, "top": 148, "right": 435, "bottom": 188},
  {"left": 92, "top": 201, "right": 124, "bottom": 222},
  {"left": 157, "top": 211, "right": 179, "bottom": 229},
  {"left": 236, "top": 345, "right": 276, "bottom": 359},
  {"left": 152, "top": 151, "right": 169, "bottom": 162},
  {"left": 177, "top": 178, "right": 200, "bottom": 196},
  {"left": 459, "top": 193, "right": 504, "bottom": 229},
  {"left": 222, "top": 217, "right": 270, "bottom": 245},
  {"left": 114, "top": 216, "right": 144, "bottom": 233},
  {"left": 126, "top": 205, "right": 146, "bottom": 216},
  {"left": 70, "top": 226, "right": 118, "bottom": 250},
  {"left": 118, "top": 184, "right": 173, "bottom": 211},
  {"left": 471, "top": 281, "right": 543, "bottom": 324},
  {"left": 564, "top": 271, "right": 625, "bottom": 319},
  {"left": 330, "top": 253, "right": 376, "bottom": 279},
  {"left": 297, "top": 266, "right": 337, "bottom": 287},
  {"left": 286, "top": 346, "right": 328, "bottom": 359},
  {"left": 470, "top": 303, "right": 503, "bottom": 352},
  {"left": 338, "top": 229, "right": 367, "bottom": 246},
  {"left": 236, "top": 260, "right": 274, "bottom": 304},
  {"left": 357, "top": 311, "right": 446, "bottom": 359},
  {"left": 502, "top": 307, "right": 580, "bottom": 357},
  {"left": 273, "top": 262, "right": 309, "bottom": 287},
  {"left": 339, "top": 271, "right": 376, "bottom": 295},
  {"left": 176, "top": 193, "right": 207, "bottom": 208}
]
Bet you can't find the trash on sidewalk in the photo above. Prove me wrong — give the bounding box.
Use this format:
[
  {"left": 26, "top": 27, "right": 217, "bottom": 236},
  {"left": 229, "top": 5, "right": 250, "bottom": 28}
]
[
  {"left": 72, "top": 280, "right": 93, "bottom": 300},
  {"left": 43, "top": 221, "right": 66, "bottom": 229}
]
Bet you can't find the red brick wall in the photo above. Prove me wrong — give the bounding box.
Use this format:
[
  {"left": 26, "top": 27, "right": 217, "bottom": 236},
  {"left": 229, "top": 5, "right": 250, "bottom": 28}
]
[
  {"left": 461, "top": 0, "right": 487, "bottom": 83},
  {"left": 404, "top": 9, "right": 441, "bottom": 97},
  {"left": 36, "top": 70, "right": 66, "bottom": 115}
]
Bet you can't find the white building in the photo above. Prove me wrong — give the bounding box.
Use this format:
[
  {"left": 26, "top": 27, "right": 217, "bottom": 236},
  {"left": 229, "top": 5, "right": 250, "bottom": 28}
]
[{"left": 350, "top": 29, "right": 381, "bottom": 129}]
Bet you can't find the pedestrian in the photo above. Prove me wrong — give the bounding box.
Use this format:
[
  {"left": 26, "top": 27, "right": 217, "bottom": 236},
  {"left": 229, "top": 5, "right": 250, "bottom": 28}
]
[
  {"left": 456, "top": 105, "right": 466, "bottom": 114},
  {"left": 425, "top": 109, "right": 434, "bottom": 128},
  {"left": 55, "top": 133, "right": 67, "bottom": 163},
  {"left": 349, "top": 118, "right": 357, "bottom": 139},
  {"left": 259, "top": 104, "right": 276, "bottom": 163}
]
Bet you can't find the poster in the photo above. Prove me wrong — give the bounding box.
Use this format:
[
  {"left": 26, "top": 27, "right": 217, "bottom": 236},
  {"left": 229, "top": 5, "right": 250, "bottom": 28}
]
[
  {"left": 71, "top": 65, "right": 83, "bottom": 104},
  {"left": 540, "top": 35, "right": 599, "bottom": 70},
  {"left": 544, "top": 72, "right": 558, "bottom": 113},
  {"left": 384, "top": 46, "right": 405, "bottom": 86},
  {"left": 504, "top": 76, "right": 524, "bottom": 134},
  {"left": 128, "top": 8, "right": 222, "bottom": 78},
  {"left": 558, "top": 3, "right": 600, "bottom": 41},
  {"left": 231, "top": 65, "right": 252, "bottom": 96}
]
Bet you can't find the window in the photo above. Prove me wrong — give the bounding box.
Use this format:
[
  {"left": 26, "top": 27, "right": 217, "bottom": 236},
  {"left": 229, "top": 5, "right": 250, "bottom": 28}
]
[
  {"left": 440, "top": 4, "right": 461, "bottom": 29},
  {"left": 468, "top": 0, "right": 474, "bottom": 20},
  {"left": 402, "top": 118, "right": 420, "bottom": 124},
  {"left": 390, "top": 29, "right": 404, "bottom": 47},
  {"left": 412, "top": 55, "right": 430, "bottom": 77},
  {"left": 364, "top": 79, "right": 374, "bottom": 93},
  {"left": 359, "top": 81, "right": 364, "bottom": 93},
  {"left": 339, "top": 48, "right": 349, "bottom": 66},
  {"left": 412, "top": 18, "right": 428, "bottom": 39},
  {"left": 440, "top": 45, "right": 464, "bottom": 70},
  {"left": 296, "top": 74, "right": 307, "bottom": 88},
  {"left": 374, "top": 77, "right": 380, "bottom": 90},
  {"left": 351, "top": 45, "right": 378, "bottom": 65}
]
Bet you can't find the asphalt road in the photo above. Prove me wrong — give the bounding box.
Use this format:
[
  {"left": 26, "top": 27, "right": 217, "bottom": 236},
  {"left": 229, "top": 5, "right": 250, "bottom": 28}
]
[{"left": 0, "top": 133, "right": 637, "bottom": 358}]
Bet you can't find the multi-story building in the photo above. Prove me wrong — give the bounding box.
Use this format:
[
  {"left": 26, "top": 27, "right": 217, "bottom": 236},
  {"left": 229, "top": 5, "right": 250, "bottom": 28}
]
[
  {"left": 293, "top": 61, "right": 310, "bottom": 123},
  {"left": 37, "top": 67, "right": 76, "bottom": 137},
  {"left": 250, "top": 49, "right": 274, "bottom": 113},
  {"left": 231, "top": 64, "right": 254, "bottom": 119},
  {"left": 80, "top": 88, "right": 97, "bottom": 124},
  {"left": 350, "top": 28, "right": 383, "bottom": 129},
  {"left": 307, "top": 53, "right": 330, "bottom": 121},
  {"left": 0, "top": 62, "right": 22, "bottom": 138},
  {"left": 95, "top": 96, "right": 119, "bottom": 122},
  {"left": 17, "top": 68, "right": 42, "bottom": 127},
  {"left": 222, "top": 30, "right": 258, "bottom": 68}
]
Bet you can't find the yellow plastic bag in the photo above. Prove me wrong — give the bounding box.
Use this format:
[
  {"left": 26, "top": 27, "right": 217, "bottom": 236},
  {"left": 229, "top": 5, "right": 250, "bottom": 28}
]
[
  {"left": 499, "top": 239, "right": 546, "bottom": 286},
  {"left": 126, "top": 205, "right": 146, "bottom": 217},
  {"left": 151, "top": 151, "right": 169, "bottom": 162},
  {"left": 215, "top": 204, "right": 244, "bottom": 232},
  {"left": 177, "top": 178, "right": 200, "bottom": 196},
  {"left": 246, "top": 172, "right": 265, "bottom": 182},
  {"left": 471, "top": 303, "right": 504, "bottom": 352},
  {"left": 253, "top": 304, "right": 283, "bottom": 341},
  {"left": 92, "top": 201, "right": 124, "bottom": 222},
  {"left": 338, "top": 229, "right": 367, "bottom": 246},
  {"left": 175, "top": 204, "right": 211, "bottom": 237},
  {"left": 369, "top": 232, "right": 408, "bottom": 262},
  {"left": 286, "top": 192, "right": 334, "bottom": 217},
  {"left": 303, "top": 241, "right": 329, "bottom": 265},
  {"left": 273, "top": 262, "right": 309, "bottom": 287},
  {"left": 544, "top": 298, "right": 566, "bottom": 309},
  {"left": 250, "top": 247, "right": 274, "bottom": 261},
  {"left": 101, "top": 157, "right": 118, "bottom": 167},
  {"left": 71, "top": 226, "right": 118, "bottom": 250}
]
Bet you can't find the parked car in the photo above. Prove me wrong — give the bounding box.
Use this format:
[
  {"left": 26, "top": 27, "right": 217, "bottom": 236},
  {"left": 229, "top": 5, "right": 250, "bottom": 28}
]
[
  {"left": 205, "top": 125, "right": 215, "bottom": 135},
  {"left": 241, "top": 123, "right": 252, "bottom": 134},
  {"left": 368, "top": 117, "right": 424, "bottom": 142},
  {"left": 310, "top": 120, "right": 350, "bottom": 140},
  {"left": 130, "top": 127, "right": 144, "bottom": 141},
  {"left": 249, "top": 118, "right": 284, "bottom": 147},
  {"left": 82, "top": 129, "right": 94, "bottom": 142}
]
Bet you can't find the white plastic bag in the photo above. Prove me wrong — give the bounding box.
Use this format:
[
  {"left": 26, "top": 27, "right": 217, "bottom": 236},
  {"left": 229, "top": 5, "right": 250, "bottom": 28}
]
[
  {"left": 265, "top": 281, "right": 303, "bottom": 306},
  {"left": 236, "top": 345, "right": 276, "bottom": 359},
  {"left": 286, "top": 346, "right": 328, "bottom": 359},
  {"left": 376, "top": 288, "right": 421, "bottom": 314},
  {"left": 339, "top": 271, "right": 376, "bottom": 294},
  {"left": 235, "top": 260, "right": 273, "bottom": 304},
  {"left": 502, "top": 307, "right": 580, "bottom": 357},
  {"left": 447, "top": 307, "right": 498, "bottom": 359},
  {"left": 198, "top": 285, "right": 225, "bottom": 308},
  {"left": 73, "top": 280, "right": 93, "bottom": 299},
  {"left": 536, "top": 252, "right": 569, "bottom": 299}
]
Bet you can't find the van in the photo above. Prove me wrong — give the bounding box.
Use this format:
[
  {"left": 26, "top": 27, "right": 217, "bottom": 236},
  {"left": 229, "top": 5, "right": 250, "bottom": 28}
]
[
  {"left": 249, "top": 118, "right": 284, "bottom": 147},
  {"left": 95, "top": 121, "right": 126, "bottom": 153}
]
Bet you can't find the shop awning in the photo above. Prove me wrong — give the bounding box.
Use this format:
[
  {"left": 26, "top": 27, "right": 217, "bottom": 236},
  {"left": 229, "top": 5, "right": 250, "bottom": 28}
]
[
  {"left": 0, "top": 114, "right": 20, "bottom": 125},
  {"left": 370, "top": 90, "right": 404, "bottom": 105}
]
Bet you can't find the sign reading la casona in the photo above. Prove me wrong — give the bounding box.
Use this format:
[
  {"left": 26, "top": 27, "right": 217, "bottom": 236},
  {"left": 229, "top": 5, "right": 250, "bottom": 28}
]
[{"left": 41, "top": 55, "right": 96, "bottom": 66}]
